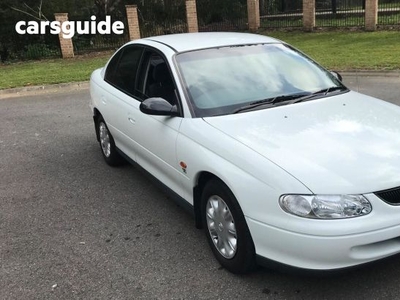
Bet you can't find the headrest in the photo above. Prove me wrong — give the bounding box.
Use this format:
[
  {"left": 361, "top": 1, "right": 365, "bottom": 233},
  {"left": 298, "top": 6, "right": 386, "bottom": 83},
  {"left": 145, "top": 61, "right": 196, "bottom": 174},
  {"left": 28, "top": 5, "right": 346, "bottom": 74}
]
[{"left": 153, "top": 62, "right": 171, "bottom": 83}]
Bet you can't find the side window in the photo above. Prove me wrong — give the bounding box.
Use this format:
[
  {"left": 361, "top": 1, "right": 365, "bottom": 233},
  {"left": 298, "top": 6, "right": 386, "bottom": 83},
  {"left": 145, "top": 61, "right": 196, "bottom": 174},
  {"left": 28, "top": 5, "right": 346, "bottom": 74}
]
[
  {"left": 105, "top": 46, "right": 143, "bottom": 95},
  {"left": 137, "top": 51, "right": 177, "bottom": 105},
  {"left": 104, "top": 49, "right": 122, "bottom": 84}
]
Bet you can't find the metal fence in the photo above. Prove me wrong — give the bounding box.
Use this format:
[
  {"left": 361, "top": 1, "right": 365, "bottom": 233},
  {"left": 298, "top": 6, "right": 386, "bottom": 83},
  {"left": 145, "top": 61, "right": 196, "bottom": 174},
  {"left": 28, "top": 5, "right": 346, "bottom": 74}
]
[
  {"left": 67, "top": 11, "right": 129, "bottom": 55},
  {"left": 137, "top": 0, "right": 188, "bottom": 37},
  {"left": 0, "top": 21, "right": 61, "bottom": 62},
  {"left": 73, "top": 34, "right": 129, "bottom": 55},
  {"left": 0, "top": 19, "right": 128, "bottom": 61},
  {"left": 71, "top": 18, "right": 129, "bottom": 55},
  {"left": 2, "top": 1, "right": 400, "bottom": 62},
  {"left": 378, "top": 0, "right": 400, "bottom": 25},
  {"left": 315, "top": 0, "right": 365, "bottom": 27},
  {"left": 197, "top": 0, "right": 248, "bottom": 32},
  {"left": 260, "top": 0, "right": 303, "bottom": 28}
]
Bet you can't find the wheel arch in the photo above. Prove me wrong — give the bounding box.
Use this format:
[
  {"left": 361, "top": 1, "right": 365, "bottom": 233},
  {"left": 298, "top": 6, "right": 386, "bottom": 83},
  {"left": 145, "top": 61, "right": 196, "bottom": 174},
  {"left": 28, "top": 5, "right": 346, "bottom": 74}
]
[
  {"left": 193, "top": 171, "right": 225, "bottom": 229},
  {"left": 93, "top": 107, "right": 102, "bottom": 142},
  {"left": 194, "top": 170, "right": 258, "bottom": 273}
]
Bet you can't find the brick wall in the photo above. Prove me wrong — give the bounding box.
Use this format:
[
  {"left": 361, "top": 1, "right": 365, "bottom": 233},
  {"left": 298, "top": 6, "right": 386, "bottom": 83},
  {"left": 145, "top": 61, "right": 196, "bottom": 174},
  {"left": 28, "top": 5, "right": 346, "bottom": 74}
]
[
  {"left": 365, "top": 0, "right": 378, "bottom": 31},
  {"left": 303, "top": 0, "right": 315, "bottom": 31},
  {"left": 247, "top": 0, "right": 260, "bottom": 32},
  {"left": 54, "top": 13, "right": 74, "bottom": 58},
  {"left": 126, "top": 5, "right": 141, "bottom": 40},
  {"left": 186, "top": 0, "right": 199, "bottom": 33}
]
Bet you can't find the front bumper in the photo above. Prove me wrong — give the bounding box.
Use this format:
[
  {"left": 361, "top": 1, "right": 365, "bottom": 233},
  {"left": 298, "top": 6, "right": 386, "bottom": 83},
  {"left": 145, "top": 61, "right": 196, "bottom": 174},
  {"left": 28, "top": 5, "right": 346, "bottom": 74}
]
[{"left": 247, "top": 215, "right": 400, "bottom": 270}]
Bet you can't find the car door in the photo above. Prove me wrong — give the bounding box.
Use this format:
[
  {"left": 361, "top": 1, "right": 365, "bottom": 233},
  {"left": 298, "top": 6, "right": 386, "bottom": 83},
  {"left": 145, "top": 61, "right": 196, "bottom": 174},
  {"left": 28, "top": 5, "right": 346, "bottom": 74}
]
[
  {"left": 126, "top": 48, "right": 186, "bottom": 197},
  {"left": 100, "top": 45, "right": 144, "bottom": 161}
]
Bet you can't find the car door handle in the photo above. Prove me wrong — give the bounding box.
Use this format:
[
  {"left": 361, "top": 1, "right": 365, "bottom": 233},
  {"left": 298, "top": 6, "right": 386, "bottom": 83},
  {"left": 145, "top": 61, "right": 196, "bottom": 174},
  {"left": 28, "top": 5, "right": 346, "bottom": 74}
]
[
  {"left": 101, "top": 96, "right": 107, "bottom": 105},
  {"left": 128, "top": 117, "right": 136, "bottom": 125}
]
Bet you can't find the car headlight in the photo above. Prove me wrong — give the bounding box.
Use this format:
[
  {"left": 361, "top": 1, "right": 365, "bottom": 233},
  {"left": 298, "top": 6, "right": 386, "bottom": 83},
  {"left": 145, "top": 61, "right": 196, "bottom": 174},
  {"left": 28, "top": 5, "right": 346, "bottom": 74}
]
[{"left": 279, "top": 194, "right": 372, "bottom": 219}]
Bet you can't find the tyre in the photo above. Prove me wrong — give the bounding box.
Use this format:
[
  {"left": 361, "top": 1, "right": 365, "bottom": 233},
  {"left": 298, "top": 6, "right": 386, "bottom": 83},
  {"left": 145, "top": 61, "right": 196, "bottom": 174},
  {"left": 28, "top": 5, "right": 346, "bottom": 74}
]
[
  {"left": 97, "top": 116, "right": 124, "bottom": 166},
  {"left": 201, "top": 179, "right": 256, "bottom": 273}
]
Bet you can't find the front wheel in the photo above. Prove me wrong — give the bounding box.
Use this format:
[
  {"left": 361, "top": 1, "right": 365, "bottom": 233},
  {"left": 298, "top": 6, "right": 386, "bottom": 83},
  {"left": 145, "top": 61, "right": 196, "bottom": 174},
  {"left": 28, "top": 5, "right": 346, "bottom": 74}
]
[
  {"left": 201, "top": 179, "right": 256, "bottom": 273},
  {"left": 97, "top": 116, "right": 123, "bottom": 166}
]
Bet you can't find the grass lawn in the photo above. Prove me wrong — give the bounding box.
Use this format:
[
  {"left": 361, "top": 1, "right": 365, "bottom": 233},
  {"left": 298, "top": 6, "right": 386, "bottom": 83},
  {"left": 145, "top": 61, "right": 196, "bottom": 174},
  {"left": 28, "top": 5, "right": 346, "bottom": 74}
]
[
  {"left": 264, "top": 30, "right": 400, "bottom": 71},
  {"left": 0, "top": 52, "right": 112, "bottom": 90},
  {"left": 262, "top": 13, "right": 400, "bottom": 28},
  {"left": 1, "top": 31, "right": 400, "bottom": 90}
]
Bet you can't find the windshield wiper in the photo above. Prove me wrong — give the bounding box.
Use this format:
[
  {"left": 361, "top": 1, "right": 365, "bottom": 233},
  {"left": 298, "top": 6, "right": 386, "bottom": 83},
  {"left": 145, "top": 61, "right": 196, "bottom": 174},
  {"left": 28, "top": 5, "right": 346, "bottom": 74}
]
[
  {"left": 307, "top": 86, "right": 347, "bottom": 99},
  {"left": 232, "top": 86, "right": 348, "bottom": 114},
  {"left": 276, "top": 86, "right": 348, "bottom": 105},
  {"left": 232, "top": 92, "right": 309, "bottom": 114}
]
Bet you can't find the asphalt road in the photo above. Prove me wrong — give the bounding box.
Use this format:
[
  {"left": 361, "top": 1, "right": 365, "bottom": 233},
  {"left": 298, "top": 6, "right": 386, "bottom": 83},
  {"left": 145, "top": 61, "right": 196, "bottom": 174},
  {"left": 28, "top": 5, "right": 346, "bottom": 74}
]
[{"left": 1, "top": 75, "right": 400, "bottom": 300}]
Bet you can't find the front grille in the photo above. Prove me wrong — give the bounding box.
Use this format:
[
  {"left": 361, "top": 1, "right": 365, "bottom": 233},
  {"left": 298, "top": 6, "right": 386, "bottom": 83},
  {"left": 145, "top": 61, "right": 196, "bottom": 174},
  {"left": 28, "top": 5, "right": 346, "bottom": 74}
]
[{"left": 375, "top": 187, "right": 400, "bottom": 205}]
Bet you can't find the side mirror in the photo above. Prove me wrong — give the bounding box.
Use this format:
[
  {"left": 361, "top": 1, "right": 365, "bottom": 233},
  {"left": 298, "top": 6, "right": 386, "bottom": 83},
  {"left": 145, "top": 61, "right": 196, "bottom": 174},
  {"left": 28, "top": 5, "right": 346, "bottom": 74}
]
[
  {"left": 330, "top": 71, "right": 343, "bottom": 82},
  {"left": 140, "top": 97, "right": 179, "bottom": 116}
]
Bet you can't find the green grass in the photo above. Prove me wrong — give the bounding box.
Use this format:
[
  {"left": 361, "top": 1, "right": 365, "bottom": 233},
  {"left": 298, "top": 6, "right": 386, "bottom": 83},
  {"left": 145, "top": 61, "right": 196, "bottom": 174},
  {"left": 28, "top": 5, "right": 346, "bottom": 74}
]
[
  {"left": 264, "top": 30, "right": 400, "bottom": 71},
  {"left": 1, "top": 31, "right": 400, "bottom": 90},
  {"left": 261, "top": 18, "right": 303, "bottom": 28},
  {"left": 353, "top": 3, "right": 400, "bottom": 9},
  {"left": 0, "top": 52, "right": 111, "bottom": 90},
  {"left": 262, "top": 13, "right": 400, "bottom": 28}
]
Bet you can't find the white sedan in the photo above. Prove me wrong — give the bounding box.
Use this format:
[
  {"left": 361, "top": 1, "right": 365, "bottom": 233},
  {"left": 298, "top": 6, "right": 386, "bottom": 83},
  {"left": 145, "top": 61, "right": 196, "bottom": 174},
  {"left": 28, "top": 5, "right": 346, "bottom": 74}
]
[{"left": 90, "top": 32, "right": 400, "bottom": 273}]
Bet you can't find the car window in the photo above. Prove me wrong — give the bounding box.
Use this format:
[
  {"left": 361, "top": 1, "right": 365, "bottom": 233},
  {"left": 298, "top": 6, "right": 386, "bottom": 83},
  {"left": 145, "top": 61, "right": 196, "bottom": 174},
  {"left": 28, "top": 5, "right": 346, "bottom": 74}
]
[
  {"left": 137, "top": 51, "right": 177, "bottom": 105},
  {"left": 104, "top": 49, "right": 122, "bottom": 84},
  {"left": 176, "top": 44, "right": 344, "bottom": 117},
  {"left": 105, "top": 45, "right": 144, "bottom": 96}
]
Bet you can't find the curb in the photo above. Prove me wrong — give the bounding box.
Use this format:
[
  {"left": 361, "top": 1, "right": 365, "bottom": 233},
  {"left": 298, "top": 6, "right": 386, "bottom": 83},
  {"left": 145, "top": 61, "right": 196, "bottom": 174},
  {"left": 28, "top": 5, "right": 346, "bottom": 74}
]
[
  {"left": 340, "top": 70, "right": 400, "bottom": 77},
  {"left": 0, "top": 81, "right": 89, "bottom": 99},
  {"left": 0, "top": 71, "right": 399, "bottom": 99}
]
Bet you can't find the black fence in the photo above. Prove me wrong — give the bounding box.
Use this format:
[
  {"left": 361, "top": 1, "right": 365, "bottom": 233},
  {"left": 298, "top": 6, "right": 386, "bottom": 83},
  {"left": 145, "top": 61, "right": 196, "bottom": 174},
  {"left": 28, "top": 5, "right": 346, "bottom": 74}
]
[
  {"left": 260, "top": 0, "right": 303, "bottom": 28},
  {"left": 137, "top": 0, "right": 188, "bottom": 37},
  {"left": 197, "top": 0, "right": 248, "bottom": 32},
  {"left": 70, "top": 16, "right": 129, "bottom": 55},
  {"left": 0, "top": 21, "right": 61, "bottom": 62},
  {"left": 259, "top": 0, "right": 400, "bottom": 29},
  {"left": 315, "top": 0, "right": 365, "bottom": 27},
  {"left": 2, "top": 0, "right": 400, "bottom": 62},
  {"left": 73, "top": 34, "right": 129, "bottom": 55},
  {"left": 0, "top": 18, "right": 129, "bottom": 61},
  {"left": 378, "top": 0, "right": 400, "bottom": 25}
]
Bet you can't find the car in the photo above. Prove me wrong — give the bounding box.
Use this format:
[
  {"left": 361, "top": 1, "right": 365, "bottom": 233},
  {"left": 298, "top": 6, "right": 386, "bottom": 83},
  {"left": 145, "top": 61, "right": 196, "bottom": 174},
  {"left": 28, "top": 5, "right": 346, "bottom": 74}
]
[{"left": 90, "top": 32, "right": 400, "bottom": 274}]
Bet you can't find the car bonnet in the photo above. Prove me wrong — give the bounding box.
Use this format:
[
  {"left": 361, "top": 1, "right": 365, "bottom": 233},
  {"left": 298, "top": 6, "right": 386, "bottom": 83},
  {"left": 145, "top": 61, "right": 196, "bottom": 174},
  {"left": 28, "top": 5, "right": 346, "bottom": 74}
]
[{"left": 203, "top": 91, "right": 400, "bottom": 194}]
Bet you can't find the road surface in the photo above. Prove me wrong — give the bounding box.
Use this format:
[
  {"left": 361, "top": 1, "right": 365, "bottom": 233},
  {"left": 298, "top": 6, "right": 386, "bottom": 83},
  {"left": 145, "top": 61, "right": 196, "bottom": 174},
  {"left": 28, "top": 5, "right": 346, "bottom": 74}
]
[{"left": 1, "top": 74, "right": 399, "bottom": 299}]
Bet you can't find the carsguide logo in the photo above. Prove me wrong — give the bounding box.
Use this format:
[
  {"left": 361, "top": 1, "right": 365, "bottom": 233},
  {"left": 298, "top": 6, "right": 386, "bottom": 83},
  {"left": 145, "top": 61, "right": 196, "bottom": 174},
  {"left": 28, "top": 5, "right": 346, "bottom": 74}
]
[{"left": 15, "top": 15, "right": 124, "bottom": 39}]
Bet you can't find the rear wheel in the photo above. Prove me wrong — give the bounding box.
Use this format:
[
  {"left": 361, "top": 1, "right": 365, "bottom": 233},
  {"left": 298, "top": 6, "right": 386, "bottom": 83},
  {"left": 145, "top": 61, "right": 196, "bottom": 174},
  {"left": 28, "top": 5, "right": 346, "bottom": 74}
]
[
  {"left": 201, "top": 179, "right": 256, "bottom": 273},
  {"left": 97, "top": 116, "right": 123, "bottom": 166}
]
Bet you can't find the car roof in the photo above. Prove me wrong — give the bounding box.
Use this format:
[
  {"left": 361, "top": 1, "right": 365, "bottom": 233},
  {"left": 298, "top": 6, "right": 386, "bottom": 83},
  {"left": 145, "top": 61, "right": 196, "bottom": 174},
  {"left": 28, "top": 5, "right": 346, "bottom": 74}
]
[{"left": 141, "top": 32, "right": 282, "bottom": 53}]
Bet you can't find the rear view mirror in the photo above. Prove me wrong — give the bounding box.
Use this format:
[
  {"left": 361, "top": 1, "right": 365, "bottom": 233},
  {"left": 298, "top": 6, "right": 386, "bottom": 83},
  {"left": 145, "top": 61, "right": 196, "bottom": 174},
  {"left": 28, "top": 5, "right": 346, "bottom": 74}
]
[{"left": 140, "top": 97, "right": 179, "bottom": 116}]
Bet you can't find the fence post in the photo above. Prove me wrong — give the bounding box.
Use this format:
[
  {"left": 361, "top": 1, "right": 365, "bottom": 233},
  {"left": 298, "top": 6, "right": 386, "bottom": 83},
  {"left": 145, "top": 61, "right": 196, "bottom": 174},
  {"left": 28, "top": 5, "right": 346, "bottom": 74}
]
[
  {"left": 247, "top": 0, "right": 260, "bottom": 32},
  {"left": 54, "top": 13, "right": 74, "bottom": 58},
  {"left": 126, "top": 5, "right": 141, "bottom": 40},
  {"left": 303, "top": 0, "right": 315, "bottom": 31},
  {"left": 365, "top": 0, "right": 378, "bottom": 31},
  {"left": 186, "top": 0, "right": 199, "bottom": 33}
]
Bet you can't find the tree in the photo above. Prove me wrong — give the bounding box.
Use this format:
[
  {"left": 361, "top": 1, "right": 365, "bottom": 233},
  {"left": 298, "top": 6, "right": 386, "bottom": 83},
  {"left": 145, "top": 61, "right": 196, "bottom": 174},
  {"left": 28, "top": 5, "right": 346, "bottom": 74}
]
[
  {"left": 94, "top": 0, "right": 122, "bottom": 19},
  {"left": 11, "top": 0, "right": 49, "bottom": 21}
]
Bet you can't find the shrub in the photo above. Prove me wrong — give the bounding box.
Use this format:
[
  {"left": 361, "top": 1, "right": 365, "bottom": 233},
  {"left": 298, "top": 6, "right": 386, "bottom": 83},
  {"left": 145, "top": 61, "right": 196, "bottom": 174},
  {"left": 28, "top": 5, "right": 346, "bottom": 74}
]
[{"left": 24, "top": 44, "right": 59, "bottom": 60}]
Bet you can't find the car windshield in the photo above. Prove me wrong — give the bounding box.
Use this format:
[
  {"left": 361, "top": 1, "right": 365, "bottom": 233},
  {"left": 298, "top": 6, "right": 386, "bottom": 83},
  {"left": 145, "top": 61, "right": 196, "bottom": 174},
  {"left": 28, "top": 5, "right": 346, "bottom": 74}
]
[{"left": 175, "top": 43, "right": 345, "bottom": 117}]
